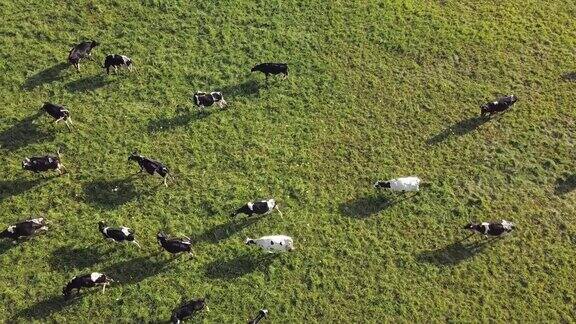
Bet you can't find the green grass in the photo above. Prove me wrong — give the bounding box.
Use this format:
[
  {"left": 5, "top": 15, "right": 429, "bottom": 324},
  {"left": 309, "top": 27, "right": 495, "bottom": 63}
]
[{"left": 1, "top": 0, "right": 576, "bottom": 322}]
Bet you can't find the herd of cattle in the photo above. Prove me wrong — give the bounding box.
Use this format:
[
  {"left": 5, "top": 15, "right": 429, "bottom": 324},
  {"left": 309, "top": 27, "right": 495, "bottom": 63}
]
[{"left": 0, "top": 39, "right": 518, "bottom": 322}]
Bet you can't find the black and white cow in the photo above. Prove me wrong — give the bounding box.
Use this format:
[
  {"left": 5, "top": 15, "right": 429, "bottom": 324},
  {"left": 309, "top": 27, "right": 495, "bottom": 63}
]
[
  {"left": 63, "top": 272, "right": 113, "bottom": 300},
  {"left": 248, "top": 309, "right": 268, "bottom": 324},
  {"left": 128, "top": 151, "right": 170, "bottom": 186},
  {"left": 231, "top": 199, "right": 282, "bottom": 218},
  {"left": 157, "top": 232, "right": 192, "bottom": 256},
  {"left": 464, "top": 220, "right": 515, "bottom": 238},
  {"left": 251, "top": 63, "right": 288, "bottom": 80},
  {"left": 68, "top": 40, "right": 99, "bottom": 71},
  {"left": 192, "top": 91, "right": 227, "bottom": 110},
  {"left": 0, "top": 217, "right": 48, "bottom": 242},
  {"left": 171, "top": 298, "right": 208, "bottom": 324},
  {"left": 103, "top": 54, "right": 133, "bottom": 74},
  {"left": 22, "top": 150, "right": 65, "bottom": 174},
  {"left": 480, "top": 95, "right": 518, "bottom": 117},
  {"left": 98, "top": 221, "right": 140, "bottom": 248},
  {"left": 41, "top": 102, "right": 72, "bottom": 130}
]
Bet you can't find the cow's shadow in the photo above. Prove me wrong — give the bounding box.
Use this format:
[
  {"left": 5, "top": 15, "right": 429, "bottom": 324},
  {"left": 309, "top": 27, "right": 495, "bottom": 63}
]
[
  {"left": 554, "top": 174, "right": 576, "bottom": 195},
  {"left": 147, "top": 109, "right": 210, "bottom": 133},
  {"left": 0, "top": 241, "right": 17, "bottom": 255},
  {"left": 49, "top": 246, "right": 110, "bottom": 271},
  {"left": 426, "top": 116, "right": 489, "bottom": 145},
  {"left": 193, "top": 217, "right": 262, "bottom": 244},
  {"left": 13, "top": 293, "right": 86, "bottom": 321},
  {"left": 561, "top": 72, "right": 576, "bottom": 82},
  {"left": 22, "top": 62, "right": 69, "bottom": 90},
  {"left": 204, "top": 253, "right": 277, "bottom": 279},
  {"left": 339, "top": 193, "right": 416, "bottom": 218},
  {"left": 102, "top": 256, "right": 171, "bottom": 285},
  {"left": 0, "top": 177, "right": 52, "bottom": 202},
  {"left": 416, "top": 238, "right": 494, "bottom": 267},
  {"left": 82, "top": 176, "right": 140, "bottom": 209},
  {"left": 0, "top": 112, "right": 54, "bottom": 151},
  {"left": 219, "top": 79, "right": 260, "bottom": 99},
  {"left": 65, "top": 75, "right": 109, "bottom": 92}
]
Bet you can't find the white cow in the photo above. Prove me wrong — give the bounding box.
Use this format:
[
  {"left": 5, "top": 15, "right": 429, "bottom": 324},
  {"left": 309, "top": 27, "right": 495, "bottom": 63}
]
[
  {"left": 374, "top": 176, "right": 421, "bottom": 192},
  {"left": 245, "top": 235, "right": 294, "bottom": 253}
]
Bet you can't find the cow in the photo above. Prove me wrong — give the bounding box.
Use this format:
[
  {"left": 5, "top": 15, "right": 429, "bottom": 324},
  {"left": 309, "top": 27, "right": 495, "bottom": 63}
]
[
  {"left": 68, "top": 40, "right": 99, "bottom": 71},
  {"left": 98, "top": 221, "right": 140, "bottom": 248},
  {"left": 103, "top": 54, "right": 133, "bottom": 74},
  {"left": 251, "top": 63, "right": 288, "bottom": 81},
  {"left": 374, "top": 177, "right": 421, "bottom": 192},
  {"left": 157, "top": 232, "right": 192, "bottom": 256},
  {"left": 63, "top": 272, "right": 113, "bottom": 300},
  {"left": 192, "top": 91, "right": 227, "bottom": 110},
  {"left": 41, "top": 102, "right": 72, "bottom": 130},
  {"left": 128, "top": 151, "right": 170, "bottom": 186},
  {"left": 22, "top": 150, "right": 65, "bottom": 175},
  {"left": 171, "top": 298, "right": 208, "bottom": 324},
  {"left": 480, "top": 95, "right": 518, "bottom": 117},
  {"left": 245, "top": 235, "right": 294, "bottom": 253},
  {"left": 464, "top": 220, "right": 515, "bottom": 238},
  {"left": 248, "top": 309, "right": 268, "bottom": 324},
  {"left": 0, "top": 217, "right": 48, "bottom": 242},
  {"left": 231, "top": 199, "right": 282, "bottom": 218}
]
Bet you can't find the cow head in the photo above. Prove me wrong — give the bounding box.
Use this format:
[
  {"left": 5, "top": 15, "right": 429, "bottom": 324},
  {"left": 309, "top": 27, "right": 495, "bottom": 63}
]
[
  {"left": 90, "top": 40, "right": 100, "bottom": 48},
  {"left": 128, "top": 151, "right": 141, "bottom": 162},
  {"left": 21, "top": 158, "right": 32, "bottom": 170}
]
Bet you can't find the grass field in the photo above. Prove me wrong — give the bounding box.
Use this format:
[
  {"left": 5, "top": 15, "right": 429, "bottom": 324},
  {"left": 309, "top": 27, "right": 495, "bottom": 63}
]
[{"left": 1, "top": 0, "right": 576, "bottom": 322}]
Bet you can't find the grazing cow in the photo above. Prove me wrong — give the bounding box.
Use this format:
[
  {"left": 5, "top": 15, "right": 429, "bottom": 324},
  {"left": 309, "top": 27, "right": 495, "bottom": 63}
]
[
  {"left": 22, "top": 150, "right": 65, "bottom": 174},
  {"left": 245, "top": 235, "right": 294, "bottom": 253},
  {"left": 103, "top": 54, "right": 133, "bottom": 74},
  {"left": 171, "top": 298, "right": 208, "bottom": 324},
  {"left": 464, "top": 220, "right": 515, "bottom": 238},
  {"left": 193, "top": 91, "right": 227, "bottom": 110},
  {"left": 248, "top": 309, "right": 268, "bottom": 324},
  {"left": 251, "top": 63, "right": 288, "bottom": 80},
  {"left": 0, "top": 217, "right": 48, "bottom": 242},
  {"left": 157, "top": 232, "right": 192, "bottom": 256},
  {"left": 63, "top": 272, "right": 113, "bottom": 300},
  {"left": 480, "top": 95, "right": 518, "bottom": 117},
  {"left": 68, "top": 40, "right": 99, "bottom": 71},
  {"left": 374, "top": 176, "right": 421, "bottom": 192},
  {"left": 41, "top": 102, "right": 72, "bottom": 130},
  {"left": 231, "top": 199, "right": 282, "bottom": 218},
  {"left": 128, "top": 151, "right": 170, "bottom": 186},
  {"left": 98, "top": 221, "right": 140, "bottom": 248}
]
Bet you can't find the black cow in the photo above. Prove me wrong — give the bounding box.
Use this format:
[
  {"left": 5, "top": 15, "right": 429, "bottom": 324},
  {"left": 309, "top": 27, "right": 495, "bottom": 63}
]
[
  {"left": 0, "top": 217, "right": 48, "bottom": 242},
  {"left": 480, "top": 95, "right": 518, "bottom": 117},
  {"left": 157, "top": 232, "right": 192, "bottom": 256},
  {"left": 68, "top": 40, "right": 99, "bottom": 71},
  {"left": 251, "top": 63, "right": 288, "bottom": 80},
  {"left": 248, "top": 309, "right": 268, "bottom": 324},
  {"left": 171, "top": 298, "right": 208, "bottom": 324},
  {"left": 464, "top": 220, "right": 515, "bottom": 238},
  {"left": 231, "top": 199, "right": 281, "bottom": 218},
  {"left": 41, "top": 102, "right": 72, "bottom": 130},
  {"left": 103, "top": 54, "right": 133, "bottom": 74},
  {"left": 193, "top": 91, "right": 227, "bottom": 110},
  {"left": 128, "top": 151, "right": 170, "bottom": 186},
  {"left": 22, "top": 150, "right": 65, "bottom": 174},
  {"left": 63, "top": 272, "right": 113, "bottom": 300},
  {"left": 98, "top": 221, "right": 140, "bottom": 248}
]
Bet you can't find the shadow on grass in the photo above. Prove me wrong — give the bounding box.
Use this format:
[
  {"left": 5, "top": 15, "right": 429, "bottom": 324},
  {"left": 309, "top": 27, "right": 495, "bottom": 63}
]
[
  {"left": 193, "top": 217, "right": 262, "bottom": 244},
  {"left": 0, "top": 112, "right": 54, "bottom": 151},
  {"left": 22, "top": 62, "right": 69, "bottom": 91},
  {"left": 0, "top": 177, "right": 52, "bottom": 202},
  {"left": 102, "top": 256, "right": 171, "bottom": 285},
  {"left": 416, "top": 238, "right": 495, "bottom": 267},
  {"left": 205, "top": 253, "right": 277, "bottom": 279},
  {"left": 83, "top": 176, "right": 140, "bottom": 209},
  {"left": 14, "top": 294, "right": 72, "bottom": 320},
  {"left": 65, "top": 74, "right": 109, "bottom": 92},
  {"left": 0, "top": 241, "right": 17, "bottom": 254},
  {"left": 554, "top": 174, "right": 576, "bottom": 195},
  {"left": 426, "top": 116, "right": 489, "bottom": 145},
  {"left": 339, "top": 193, "right": 417, "bottom": 218},
  {"left": 147, "top": 110, "right": 211, "bottom": 133},
  {"left": 49, "top": 246, "right": 110, "bottom": 271},
  {"left": 219, "top": 79, "right": 260, "bottom": 99},
  {"left": 561, "top": 72, "right": 576, "bottom": 82}
]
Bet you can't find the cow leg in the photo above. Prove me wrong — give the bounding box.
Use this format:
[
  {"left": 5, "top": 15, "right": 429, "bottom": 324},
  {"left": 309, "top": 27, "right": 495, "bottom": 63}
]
[
  {"left": 55, "top": 117, "right": 64, "bottom": 124},
  {"left": 106, "top": 67, "right": 110, "bottom": 74},
  {"left": 163, "top": 177, "right": 168, "bottom": 187}
]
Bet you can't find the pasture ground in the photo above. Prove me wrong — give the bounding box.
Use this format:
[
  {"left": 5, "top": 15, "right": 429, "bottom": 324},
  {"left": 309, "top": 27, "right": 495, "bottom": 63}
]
[{"left": 1, "top": 0, "right": 575, "bottom": 322}]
